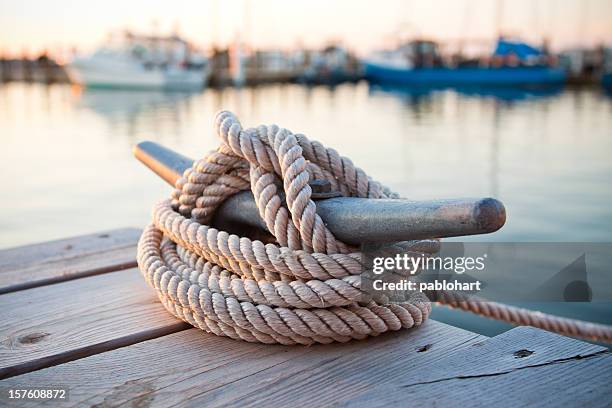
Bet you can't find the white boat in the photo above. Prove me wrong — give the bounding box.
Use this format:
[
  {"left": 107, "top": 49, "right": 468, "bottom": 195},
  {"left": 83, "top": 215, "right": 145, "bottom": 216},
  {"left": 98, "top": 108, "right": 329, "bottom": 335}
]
[{"left": 67, "top": 31, "right": 209, "bottom": 90}]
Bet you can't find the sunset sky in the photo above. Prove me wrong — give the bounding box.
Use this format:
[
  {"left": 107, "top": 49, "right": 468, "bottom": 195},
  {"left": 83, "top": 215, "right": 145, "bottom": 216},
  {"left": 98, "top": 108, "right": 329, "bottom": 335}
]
[{"left": 1, "top": 0, "right": 611, "bottom": 57}]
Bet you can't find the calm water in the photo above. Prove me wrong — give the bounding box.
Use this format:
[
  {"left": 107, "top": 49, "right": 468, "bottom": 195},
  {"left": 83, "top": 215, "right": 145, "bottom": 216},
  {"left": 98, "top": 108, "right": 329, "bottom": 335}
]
[{"left": 1, "top": 81, "right": 611, "bottom": 337}]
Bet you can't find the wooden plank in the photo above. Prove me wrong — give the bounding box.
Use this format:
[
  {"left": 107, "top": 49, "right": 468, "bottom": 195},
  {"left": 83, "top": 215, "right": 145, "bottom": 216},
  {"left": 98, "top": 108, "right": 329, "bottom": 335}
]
[
  {"left": 0, "top": 329, "right": 297, "bottom": 408},
  {"left": 0, "top": 268, "right": 188, "bottom": 380},
  {"left": 0, "top": 320, "right": 485, "bottom": 407},
  {"left": 342, "top": 355, "right": 612, "bottom": 407},
  {"left": 341, "top": 326, "right": 611, "bottom": 407},
  {"left": 180, "top": 321, "right": 485, "bottom": 408},
  {"left": 0, "top": 228, "right": 140, "bottom": 270},
  {"left": 0, "top": 228, "right": 141, "bottom": 294}
]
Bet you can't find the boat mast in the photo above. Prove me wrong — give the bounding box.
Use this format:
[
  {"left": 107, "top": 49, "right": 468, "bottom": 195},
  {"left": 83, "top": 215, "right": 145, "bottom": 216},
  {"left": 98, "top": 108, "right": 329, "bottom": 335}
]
[
  {"left": 459, "top": 0, "right": 473, "bottom": 58},
  {"left": 495, "top": 0, "right": 504, "bottom": 39},
  {"left": 211, "top": 0, "right": 219, "bottom": 49},
  {"left": 532, "top": 0, "right": 541, "bottom": 46}
]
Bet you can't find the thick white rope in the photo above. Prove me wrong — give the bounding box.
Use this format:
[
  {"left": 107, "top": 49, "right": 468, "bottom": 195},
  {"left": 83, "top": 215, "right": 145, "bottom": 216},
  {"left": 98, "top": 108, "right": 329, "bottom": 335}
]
[{"left": 138, "top": 111, "right": 612, "bottom": 345}]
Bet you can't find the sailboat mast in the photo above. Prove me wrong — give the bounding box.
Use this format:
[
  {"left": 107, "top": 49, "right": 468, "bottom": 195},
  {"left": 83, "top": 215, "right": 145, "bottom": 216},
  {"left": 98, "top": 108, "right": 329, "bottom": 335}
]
[
  {"left": 211, "top": 0, "right": 219, "bottom": 49},
  {"left": 495, "top": 0, "right": 504, "bottom": 39}
]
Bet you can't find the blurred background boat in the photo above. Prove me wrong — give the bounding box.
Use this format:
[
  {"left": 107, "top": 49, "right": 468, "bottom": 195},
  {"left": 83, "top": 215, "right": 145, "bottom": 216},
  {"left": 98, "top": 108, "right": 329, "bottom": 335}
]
[
  {"left": 65, "top": 31, "right": 209, "bottom": 90},
  {"left": 364, "top": 38, "right": 565, "bottom": 87},
  {"left": 602, "top": 49, "right": 612, "bottom": 91},
  {"left": 295, "top": 45, "right": 362, "bottom": 86},
  {"left": 3, "top": 39, "right": 610, "bottom": 92}
]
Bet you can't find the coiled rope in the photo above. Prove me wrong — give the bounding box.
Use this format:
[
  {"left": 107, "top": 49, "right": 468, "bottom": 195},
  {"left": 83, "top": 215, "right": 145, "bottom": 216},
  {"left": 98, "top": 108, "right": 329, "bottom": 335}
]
[{"left": 137, "top": 111, "right": 612, "bottom": 345}]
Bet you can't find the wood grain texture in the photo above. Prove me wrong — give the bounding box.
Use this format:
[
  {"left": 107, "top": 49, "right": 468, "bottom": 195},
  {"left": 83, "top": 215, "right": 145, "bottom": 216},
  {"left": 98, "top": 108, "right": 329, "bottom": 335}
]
[
  {"left": 0, "top": 321, "right": 485, "bottom": 407},
  {"left": 341, "top": 326, "right": 612, "bottom": 407},
  {"left": 1, "top": 230, "right": 609, "bottom": 407},
  {"left": 0, "top": 268, "right": 188, "bottom": 380},
  {"left": 0, "top": 228, "right": 141, "bottom": 294},
  {"left": 183, "top": 321, "right": 486, "bottom": 408},
  {"left": 344, "top": 355, "right": 612, "bottom": 407}
]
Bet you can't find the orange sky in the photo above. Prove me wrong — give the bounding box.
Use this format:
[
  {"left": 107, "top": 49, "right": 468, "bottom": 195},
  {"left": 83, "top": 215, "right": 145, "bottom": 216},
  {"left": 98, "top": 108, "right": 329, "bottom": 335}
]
[{"left": 1, "top": 0, "right": 611, "bottom": 58}]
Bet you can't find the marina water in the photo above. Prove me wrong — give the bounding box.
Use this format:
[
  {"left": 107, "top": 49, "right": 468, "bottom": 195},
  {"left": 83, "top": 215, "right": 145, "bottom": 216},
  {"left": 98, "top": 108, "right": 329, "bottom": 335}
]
[{"left": 1, "top": 81, "right": 611, "bottom": 339}]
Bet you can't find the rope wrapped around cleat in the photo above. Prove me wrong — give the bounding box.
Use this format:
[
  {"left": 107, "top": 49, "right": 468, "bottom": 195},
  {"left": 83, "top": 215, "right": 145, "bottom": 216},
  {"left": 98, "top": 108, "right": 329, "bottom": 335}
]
[
  {"left": 137, "top": 111, "right": 431, "bottom": 345},
  {"left": 138, "top": 111, "right": 612, "bottom": 344}
]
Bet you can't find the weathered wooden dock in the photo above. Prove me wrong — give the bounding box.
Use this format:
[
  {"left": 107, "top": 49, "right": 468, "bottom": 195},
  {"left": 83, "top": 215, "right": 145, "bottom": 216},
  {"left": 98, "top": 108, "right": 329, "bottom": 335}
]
[{"left": 1, "top": 228, "right": 610, "bottom": 407}]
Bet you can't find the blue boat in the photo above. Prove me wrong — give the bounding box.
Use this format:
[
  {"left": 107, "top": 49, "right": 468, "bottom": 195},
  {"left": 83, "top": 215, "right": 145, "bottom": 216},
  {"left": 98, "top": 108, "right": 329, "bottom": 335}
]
[{"left": 365, "top": 39, "right": 566, "bottom": 87}]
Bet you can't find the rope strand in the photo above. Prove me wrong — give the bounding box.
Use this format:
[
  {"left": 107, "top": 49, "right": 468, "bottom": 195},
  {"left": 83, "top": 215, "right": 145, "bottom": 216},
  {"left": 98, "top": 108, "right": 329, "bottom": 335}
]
[{"left": 138, "top": 110, "right": 612, "bottom": 345}]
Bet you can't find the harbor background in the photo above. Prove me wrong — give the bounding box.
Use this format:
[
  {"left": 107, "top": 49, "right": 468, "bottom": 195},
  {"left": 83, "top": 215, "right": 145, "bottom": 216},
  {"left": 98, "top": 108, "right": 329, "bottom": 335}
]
[
  {"left": 2, "top": 0, "right": 612, "bottom": 87},
  {"left": 1, "top": 0, "right": 612, "bottom": 338}
]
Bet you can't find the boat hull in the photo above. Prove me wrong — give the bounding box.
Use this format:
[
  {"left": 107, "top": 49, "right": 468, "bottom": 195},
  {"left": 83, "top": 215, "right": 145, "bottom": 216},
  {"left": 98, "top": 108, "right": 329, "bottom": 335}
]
[
  {"left": 67, "top": 60, "right": 207, "bottom": 91},
  {"left": 364, "top": 63, "right": 566, "bottom": 86}
]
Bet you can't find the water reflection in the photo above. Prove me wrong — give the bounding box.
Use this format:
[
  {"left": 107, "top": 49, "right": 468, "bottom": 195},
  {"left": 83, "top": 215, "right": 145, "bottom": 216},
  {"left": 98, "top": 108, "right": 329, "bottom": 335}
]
[
  {"left": 75, "top": 88, "right": 199, "bottom": 142},
  {"left": 59, "top": 82, "right": 612, "bottom": 244},
  {"left": 368, "top": 82, "right": 564, "bottom": 103},
  {"left": 2, "top": 81, "right": 612, "bottom": 340},
  {"left": 77, "top": 88, "right": 197, "bottom": 117}
]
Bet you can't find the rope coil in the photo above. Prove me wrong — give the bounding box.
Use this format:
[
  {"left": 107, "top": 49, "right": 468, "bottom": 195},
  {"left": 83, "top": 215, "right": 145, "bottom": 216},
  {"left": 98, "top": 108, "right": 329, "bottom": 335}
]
[
  {"left": 138, "top": 111, "right": 430, "bottom": 345},
  {"left": 138, "top": 111, "right": 612, "bottom": 345}
]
